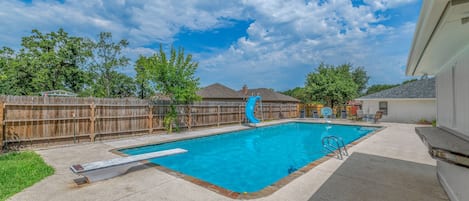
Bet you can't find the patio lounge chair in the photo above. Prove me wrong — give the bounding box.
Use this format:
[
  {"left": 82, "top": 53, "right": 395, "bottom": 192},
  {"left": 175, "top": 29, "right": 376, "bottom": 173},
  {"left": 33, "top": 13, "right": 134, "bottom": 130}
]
[
  {"left": 312, "top": 110, "right": 319, "bottom": 119},
  {"left": 373, "top": 111, "right": 384, "bottom": 123},
  {"left": 70, "top": 148, "right": 187, "bottom": 183}
]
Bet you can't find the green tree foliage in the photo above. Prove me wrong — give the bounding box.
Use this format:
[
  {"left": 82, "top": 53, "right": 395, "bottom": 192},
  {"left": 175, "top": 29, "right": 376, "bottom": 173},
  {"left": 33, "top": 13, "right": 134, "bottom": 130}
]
[
  {"left": 305, "top": 63, "right": 360, "bottom": 108},
  {"left": 351, "top": 66, "right": 369, "bottom": 96},
  {"left": 402, "top": 78, "right": 418, "bottom": 85},
  {"left": 87, "top": 32, "right": 132, "bottom": 98},
  {"left": 110, "top": 72, "right": 137, "bottom": 98},
  {"left": 134, "top": 56, "right": 155, "bottom": 99},
  {"left": 364, "top": 78, "right": 419, "bottom": 95},
  {"left": 365, "top": 84, "right": 399, "bottom": 95},
  {"left": 1, "top": 29, "right": 199, "bottom": 101},
  {"left": 0, "top": 47, "right": 16, "bottom": 94},
  {"left": 136, "top": 45, "right": 200, "bottom": 132},
  {"left": 138, "top": 45, "right": 200, "bottom": 104},
  {"left": 281, "top": 87, "right": 309, "bottom": 103},
  {"left": 0, "top": 29, "right": 91, "bottom": 95}
]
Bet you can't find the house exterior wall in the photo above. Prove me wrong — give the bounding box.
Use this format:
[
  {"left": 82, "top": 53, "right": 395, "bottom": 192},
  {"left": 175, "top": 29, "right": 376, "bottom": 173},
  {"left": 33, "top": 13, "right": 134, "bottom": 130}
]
[
  {"left": 361, "top": 99, "right": 436, "bottom": 123},
  {"left": 436, "top": 52, "right": 469, "bottom": 139},
  {"left": 434, "top": 47, "right": 469, "bottom": 201}
]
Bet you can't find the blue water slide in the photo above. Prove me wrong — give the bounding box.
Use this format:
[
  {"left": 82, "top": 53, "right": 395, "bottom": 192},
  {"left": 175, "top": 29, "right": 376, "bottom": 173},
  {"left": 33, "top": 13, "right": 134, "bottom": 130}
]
[{"left": 245, "top": 96, "right": 261, "bottom": 123}]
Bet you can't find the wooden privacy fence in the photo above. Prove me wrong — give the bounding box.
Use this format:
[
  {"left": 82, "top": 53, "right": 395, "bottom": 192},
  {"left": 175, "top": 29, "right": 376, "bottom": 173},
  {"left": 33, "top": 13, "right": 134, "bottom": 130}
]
[
  {"left": 299, "top": 103, "right": 325, "bottom": 117},
  {"left": 299, "top": 103, "right": 361, "bottom": 118},
  {"left": 0, "top": 96, "right": 298, "bottom": 148}
]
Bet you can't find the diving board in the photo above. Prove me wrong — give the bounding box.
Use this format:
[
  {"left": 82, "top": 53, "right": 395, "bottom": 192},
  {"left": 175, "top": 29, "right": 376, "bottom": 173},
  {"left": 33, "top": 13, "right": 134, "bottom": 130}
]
[{"left": 70, "top": 148, "right": 187, "bottom": 183}]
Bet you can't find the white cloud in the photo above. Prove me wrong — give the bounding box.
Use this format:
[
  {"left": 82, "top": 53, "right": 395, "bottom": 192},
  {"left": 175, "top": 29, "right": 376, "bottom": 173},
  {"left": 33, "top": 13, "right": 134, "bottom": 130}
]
[
  {"left": 197, "top": 0, "right": 417, "bottom": 89},
  {"left": 364, "top": 0, "right": 418, "bottom": 10},
  {"left": 0, "top": 0, "right": 420, "bottom": 90}
]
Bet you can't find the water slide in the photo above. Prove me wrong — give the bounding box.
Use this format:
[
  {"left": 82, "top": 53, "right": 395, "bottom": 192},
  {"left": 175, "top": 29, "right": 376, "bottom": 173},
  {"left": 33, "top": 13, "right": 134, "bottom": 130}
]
[{"left": 245, "top": 96, "right": 261, "bottom": 123}]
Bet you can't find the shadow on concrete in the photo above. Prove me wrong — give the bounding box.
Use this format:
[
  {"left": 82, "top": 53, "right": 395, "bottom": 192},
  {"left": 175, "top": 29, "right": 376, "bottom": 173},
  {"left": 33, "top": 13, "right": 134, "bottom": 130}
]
[{"left": 309, "top": 152, "right": 449, "bottom": 201}]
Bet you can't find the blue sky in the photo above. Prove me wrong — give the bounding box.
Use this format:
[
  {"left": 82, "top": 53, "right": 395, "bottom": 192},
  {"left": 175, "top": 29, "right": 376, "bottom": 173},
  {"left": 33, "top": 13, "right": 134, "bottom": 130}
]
[{"left": 1, "top": 0, "right": 421, "bottom": 91}]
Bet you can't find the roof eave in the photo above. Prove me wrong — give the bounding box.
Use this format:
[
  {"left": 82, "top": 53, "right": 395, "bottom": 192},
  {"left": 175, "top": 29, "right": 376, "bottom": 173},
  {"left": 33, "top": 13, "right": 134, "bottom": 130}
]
[
  {"left": 406, "top": 0, "right": 469, "bottom": 76},
  {"left": 355, "top": 98, "right": 436, "bottom": 101}
]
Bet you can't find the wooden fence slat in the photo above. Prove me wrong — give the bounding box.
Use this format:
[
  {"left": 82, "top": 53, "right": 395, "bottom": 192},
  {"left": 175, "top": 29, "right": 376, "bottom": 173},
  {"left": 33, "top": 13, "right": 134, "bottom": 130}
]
[
  {"left": 0, "top": 101, "right": 4, "bottom": 150},
  {"left": 188, "top": 105, "right": 192, "bottom": 131},
  {"left": 90, "top": 103, "right": 95, "bottom": 142},
  {"left": 217, "top": 105, "right": 220, "bottom": 127},
  {"left": 148, "top": 106, "right": 153, "bottom": 134}
]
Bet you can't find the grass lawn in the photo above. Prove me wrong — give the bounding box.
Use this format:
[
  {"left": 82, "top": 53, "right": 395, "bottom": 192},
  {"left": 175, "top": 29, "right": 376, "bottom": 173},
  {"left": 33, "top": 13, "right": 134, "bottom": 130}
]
[{"left": 0, "top": 151, "right": 54, "bottom": 201}]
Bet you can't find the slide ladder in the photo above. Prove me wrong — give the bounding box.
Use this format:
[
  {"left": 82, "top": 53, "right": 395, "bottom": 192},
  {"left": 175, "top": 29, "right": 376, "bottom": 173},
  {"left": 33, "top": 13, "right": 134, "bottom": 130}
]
[
  {"left": 322, "top": 136, "right": 348, "bottom": 160},
  {"left": 245, "top": 96, "right": 261, "bottom": 124},
  {"left": 321, "top": 107, "right": 333, "bottom": 123}
]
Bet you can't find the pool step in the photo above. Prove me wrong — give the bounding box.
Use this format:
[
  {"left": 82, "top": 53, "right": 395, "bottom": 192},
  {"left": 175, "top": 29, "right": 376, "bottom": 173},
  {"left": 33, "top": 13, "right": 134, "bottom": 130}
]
[{"left": 322, "top": 136, "right": 349, "bottom": 160}]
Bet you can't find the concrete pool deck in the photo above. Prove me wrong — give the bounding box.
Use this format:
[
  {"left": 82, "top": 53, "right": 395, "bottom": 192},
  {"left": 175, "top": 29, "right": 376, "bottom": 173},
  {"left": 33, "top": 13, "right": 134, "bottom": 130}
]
[{"left": 8, "top": 120, "right": 445, "bottom": 201}]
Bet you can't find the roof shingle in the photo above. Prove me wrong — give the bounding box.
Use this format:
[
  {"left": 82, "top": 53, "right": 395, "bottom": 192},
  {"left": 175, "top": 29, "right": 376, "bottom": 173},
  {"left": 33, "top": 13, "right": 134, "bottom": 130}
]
[
  {"left": 197, "top": 83, "right": 244, "bottom": 99},
  {"left": 241, "top": 88, "right": 300, "bottom": 102},
  {"left": 357, "top": 78, "right": 435, "bottom": 100}
]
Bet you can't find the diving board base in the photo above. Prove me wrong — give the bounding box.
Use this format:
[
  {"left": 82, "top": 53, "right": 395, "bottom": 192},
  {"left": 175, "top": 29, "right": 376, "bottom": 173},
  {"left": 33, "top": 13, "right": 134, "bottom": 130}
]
[{"left": 79, "top": 162, "right": 138, "bottom": 183}]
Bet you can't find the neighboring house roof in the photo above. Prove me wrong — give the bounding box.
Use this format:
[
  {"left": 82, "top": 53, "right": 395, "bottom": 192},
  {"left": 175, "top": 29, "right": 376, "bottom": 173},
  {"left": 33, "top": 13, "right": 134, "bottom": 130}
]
[
  {"left": 241, "top": 88, "right": 300, "bottom": 102},
  {"left": 197, "top": 83, "right": 244, "bottom": 99},
  {"left": 356, "top": 78, "right": 435, "bottom": 100}
]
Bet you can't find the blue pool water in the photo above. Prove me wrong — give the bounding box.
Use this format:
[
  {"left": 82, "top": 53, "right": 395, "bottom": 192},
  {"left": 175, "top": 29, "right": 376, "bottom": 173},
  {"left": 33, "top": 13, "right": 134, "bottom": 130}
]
[{"left": 120, "top": 122, "right": 377, "bottom": 193}]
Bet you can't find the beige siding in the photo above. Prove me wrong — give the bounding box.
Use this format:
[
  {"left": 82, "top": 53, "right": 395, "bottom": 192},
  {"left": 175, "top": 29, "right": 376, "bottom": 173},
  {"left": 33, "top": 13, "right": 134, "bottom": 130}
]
[
  {"left": 361, "top": 99, "right": 436, "bottom": 123},
  {"left": 436, "top": 67, "right": 454, "bottom": 129},
  {"left": 434, "top": 44, "right": 469, "bottom": 201},
  {"left": 437, "top": 47, "right": 469, "bottom": 138}
]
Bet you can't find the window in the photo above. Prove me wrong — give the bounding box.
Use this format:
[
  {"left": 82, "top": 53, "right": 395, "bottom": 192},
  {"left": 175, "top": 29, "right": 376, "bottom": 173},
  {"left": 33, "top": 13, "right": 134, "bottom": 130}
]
[{"left": 379, "top": 101, "right": 388, "bottom": 115}]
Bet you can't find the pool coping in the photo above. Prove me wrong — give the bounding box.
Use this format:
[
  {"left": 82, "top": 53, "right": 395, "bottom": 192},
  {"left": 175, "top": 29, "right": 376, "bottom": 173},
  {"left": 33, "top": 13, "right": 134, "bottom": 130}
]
[{"left": 110, "top": 120, "right": 385, "bottom": 199}]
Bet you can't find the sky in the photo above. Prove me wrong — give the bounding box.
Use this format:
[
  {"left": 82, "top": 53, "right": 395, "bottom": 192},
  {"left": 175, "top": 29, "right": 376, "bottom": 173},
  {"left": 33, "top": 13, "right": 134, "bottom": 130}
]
[{"left": 0, "top": 0, "right": 422, "bottom": 91}]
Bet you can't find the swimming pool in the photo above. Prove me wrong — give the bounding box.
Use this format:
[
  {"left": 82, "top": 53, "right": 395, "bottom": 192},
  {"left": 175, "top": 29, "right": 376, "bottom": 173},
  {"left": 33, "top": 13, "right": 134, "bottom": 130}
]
[{"left": 120, "top": 122, "right": 378, "bottom": 194}]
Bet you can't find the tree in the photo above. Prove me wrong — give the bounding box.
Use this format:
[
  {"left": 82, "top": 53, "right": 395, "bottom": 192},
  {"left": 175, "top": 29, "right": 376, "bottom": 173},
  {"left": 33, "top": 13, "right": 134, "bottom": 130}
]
[
  {"left": 0, "top": 29, "right": 91, "bottom": 95},
  {"left": 88, "top": 32, "right": 130, "bottom": 97},
  {"left": 134, "top": 56, "right": 155, "bottom": 99},
  {"left": 281, "top": 87, "right": 309, "bottom": 103},
  {"left": 136, "top": 45, "right": 200, "bottom": 132},
  {"left": 364, "top": 78, "right": 418, "bottom": 95},
  {"left": 0, "top": 47, "right": 17, "bottom": 94},
  {"left": 402, "top": 78, "right": 418, "bottom": 85},
  {"left": 0, "top": 29, "right": 138, "bottom": 97},
  {"left": 351, "top": 66, "right": 369, "bottom": 96},
  {"left": 110, "top": 72, "right": 136, "bottom": 98},
  {"left": 21, "top": 29, "right": 91, "bottom": 93},
  {"left": 304, "top": 63, "right": 359, "bottom": 109},
  {"left": 365, "top": 84, "right": 399, "bottom": 95}
]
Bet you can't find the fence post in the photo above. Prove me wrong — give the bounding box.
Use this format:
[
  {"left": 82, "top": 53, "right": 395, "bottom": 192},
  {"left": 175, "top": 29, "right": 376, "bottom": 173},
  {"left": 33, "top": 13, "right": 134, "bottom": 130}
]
[
  {"left": 238, "top": 105, "right": 242, "bottom": 124},
  {"left": 0, "top": 101, "right": 4, "bottom": 150},
  {"left": 297, "top": 104, "right": 300, "bottom": 117},
  {"left": 188, "top": 105, "right": 192, "bottom": 131},
  {"left": 291, "top": 104, "right": 294, "bottom": 117},
  {"left": 217, "top": 105, "right": 220, "bottom": 127},
  {"left": 269, "top": 104, "right": 272, "bottom": 120},
  {"left": 90, "top": 103, "right": 96, "bottom": 142},
  {"left": 280, "top": 104, "right": 283, "bottom": 119},
  {"left": 148, "top": 105, "right": 153, "bottom": 134}
]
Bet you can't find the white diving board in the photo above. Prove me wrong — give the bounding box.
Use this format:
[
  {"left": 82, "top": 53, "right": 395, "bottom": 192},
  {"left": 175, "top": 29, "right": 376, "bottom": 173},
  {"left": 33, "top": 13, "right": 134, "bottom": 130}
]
[{"left": 70, "top": 148, "right": 187, "bottom": 183}]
